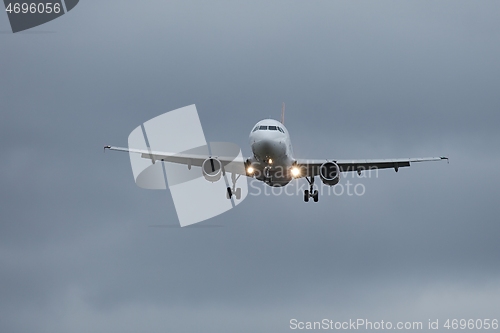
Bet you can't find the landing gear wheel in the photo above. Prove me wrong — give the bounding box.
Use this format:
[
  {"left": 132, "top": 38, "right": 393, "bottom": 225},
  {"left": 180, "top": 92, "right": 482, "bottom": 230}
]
[
  {"left": 304, "top": 176, "right": 319, "bottom": 203},
  {"left": 313, "top": 190, "right": 319, "bottom": 202},
  {"left": 227, "top": 173, "right": 243, "bottom": 200}
]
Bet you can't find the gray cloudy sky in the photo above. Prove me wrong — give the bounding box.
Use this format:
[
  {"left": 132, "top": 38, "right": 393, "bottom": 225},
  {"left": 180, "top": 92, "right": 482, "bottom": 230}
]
[{"left": 1, "top": 1, "right": 500, "bottom": 332}]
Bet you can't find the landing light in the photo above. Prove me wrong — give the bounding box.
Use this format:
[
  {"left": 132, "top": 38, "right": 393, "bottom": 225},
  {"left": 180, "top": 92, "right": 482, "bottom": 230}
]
[
  {"left": 268, "top": 158, "right": 273, "bottom": 164},
  {"left": 247, "top": 166, "right": 254, "bottom": 174},
  {"left": 291, "top": 166, "right": 301, "bottom": 178}
]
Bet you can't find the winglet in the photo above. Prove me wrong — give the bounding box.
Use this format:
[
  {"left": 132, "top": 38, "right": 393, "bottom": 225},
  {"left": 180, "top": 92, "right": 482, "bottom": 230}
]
[
  {"left": 104, "top": 145, "right": 111, "bottom": 153},
  {"left": 441, "top": 156, "right": 449, "bottom": 163}
]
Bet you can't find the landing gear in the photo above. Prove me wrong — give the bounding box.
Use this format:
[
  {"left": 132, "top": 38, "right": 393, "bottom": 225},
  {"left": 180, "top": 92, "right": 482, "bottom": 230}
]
[
  {"left": 226, "top": 173, "right": 242, "bottom": 200},
  {"left": 304, "top": 176, "right": 319, "bottom": 202},
  {"left": 226, "top": 187, "right": 241, "bottom": 200},
  {"left": 263, "top": 166, "right": 272, "bottom": 183}
]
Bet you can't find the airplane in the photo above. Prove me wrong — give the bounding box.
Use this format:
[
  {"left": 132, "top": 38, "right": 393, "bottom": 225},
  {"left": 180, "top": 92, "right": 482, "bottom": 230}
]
[{"left": 105, "top": 105, "right": 448, "bottom": 202}]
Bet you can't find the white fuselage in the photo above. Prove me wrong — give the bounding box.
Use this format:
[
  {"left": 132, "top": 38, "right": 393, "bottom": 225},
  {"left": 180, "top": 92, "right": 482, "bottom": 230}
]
[{"left": 248, "top": 119, "right": 295, "bottom": 186}]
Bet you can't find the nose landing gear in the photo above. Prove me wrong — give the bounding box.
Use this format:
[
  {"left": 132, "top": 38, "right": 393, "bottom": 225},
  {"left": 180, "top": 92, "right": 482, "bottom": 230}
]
[
  {"left": 263, "top": 166, "right": 273, "bottom": 185},
  {"left": 304, "top": 176, "right": 319, "bottom": 202}
]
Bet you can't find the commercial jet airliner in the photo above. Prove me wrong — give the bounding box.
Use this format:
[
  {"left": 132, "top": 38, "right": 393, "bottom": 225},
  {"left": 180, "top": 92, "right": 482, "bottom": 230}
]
[{"left": 105, "top": 106, "right": 447, "bottom": 202}]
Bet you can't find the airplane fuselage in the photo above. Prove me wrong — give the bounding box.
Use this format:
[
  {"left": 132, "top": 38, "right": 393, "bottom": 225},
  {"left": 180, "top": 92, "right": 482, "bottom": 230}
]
[{"left": 248, "top": 119, "right": 295, "bottom": 186}]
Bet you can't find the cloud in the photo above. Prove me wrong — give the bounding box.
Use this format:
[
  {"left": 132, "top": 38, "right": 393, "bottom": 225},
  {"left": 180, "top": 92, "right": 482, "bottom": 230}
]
[{"left": 1, "top": 1, "right": 499, "bottom": 332}]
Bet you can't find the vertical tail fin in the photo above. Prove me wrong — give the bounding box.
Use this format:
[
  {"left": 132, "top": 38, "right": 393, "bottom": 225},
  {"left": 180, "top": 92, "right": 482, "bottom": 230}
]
[{"left": 280, "top": 102, "right": 285, "bottom": 125}]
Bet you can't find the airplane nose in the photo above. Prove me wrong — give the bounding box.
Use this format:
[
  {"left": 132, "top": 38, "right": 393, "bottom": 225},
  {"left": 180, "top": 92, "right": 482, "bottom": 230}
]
[{"left": 252, "top": 138, "right": 286, "bottom": 159}]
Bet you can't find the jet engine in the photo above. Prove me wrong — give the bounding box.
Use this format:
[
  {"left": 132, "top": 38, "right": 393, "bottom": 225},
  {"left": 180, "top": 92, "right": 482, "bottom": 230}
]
[
  {"left": 202, "top": 158, "right": 222, "bottom": 182},
  {"left": 320, "top": 162, "right": 340, "bottom": 186}
]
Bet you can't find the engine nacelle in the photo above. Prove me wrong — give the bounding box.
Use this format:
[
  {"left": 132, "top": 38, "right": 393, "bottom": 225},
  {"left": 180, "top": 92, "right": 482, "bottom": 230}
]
[
  {"left": 320, "top": 162, "right": 340, "bottom": 186},
  {"left": 202, "top": 158, "right": 222, "bottom": 182}
]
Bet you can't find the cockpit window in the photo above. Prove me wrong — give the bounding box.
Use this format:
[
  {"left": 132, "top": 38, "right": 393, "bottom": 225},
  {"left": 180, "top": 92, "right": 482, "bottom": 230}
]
[{"left": 254, "top": 125, "right": 284, "bottom": 131}]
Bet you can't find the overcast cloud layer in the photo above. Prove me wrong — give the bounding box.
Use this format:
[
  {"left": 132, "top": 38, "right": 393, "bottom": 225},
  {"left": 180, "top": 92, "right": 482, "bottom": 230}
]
[{"left": 1, "top": 1, "right": 499, "bottom": 332}]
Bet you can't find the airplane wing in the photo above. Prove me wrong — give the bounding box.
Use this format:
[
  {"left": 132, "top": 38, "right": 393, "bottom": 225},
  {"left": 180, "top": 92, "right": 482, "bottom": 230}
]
[
  {"left": 295, "top": 157, "right": 448, "bottom": 177},
  {"left": 104, "top": 146, "right": 248, "bottom": 175}
]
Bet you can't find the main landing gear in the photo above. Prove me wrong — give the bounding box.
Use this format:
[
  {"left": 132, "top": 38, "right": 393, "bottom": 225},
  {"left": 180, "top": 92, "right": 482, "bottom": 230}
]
[
  {"left": 227, "top": 187, "right": 241, "bottom": 200},
  {"left": 226, "top": 173, "right": 242, "bottom": 200},
  {"left": 304, "top": 176, "right": 319, "bottom": 202}
]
